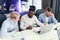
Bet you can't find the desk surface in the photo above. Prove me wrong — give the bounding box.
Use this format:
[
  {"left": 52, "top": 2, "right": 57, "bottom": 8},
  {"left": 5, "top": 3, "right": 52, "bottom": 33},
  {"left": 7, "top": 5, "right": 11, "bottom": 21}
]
[
  {"left": 6, "top": 30, "right": 58, "bottom": 40},
  {"left": 0, "top": 30, "right": 59, "bottom": 40},
  {"left": 0, "top": 23, "right": 60, "bottom": 40}
]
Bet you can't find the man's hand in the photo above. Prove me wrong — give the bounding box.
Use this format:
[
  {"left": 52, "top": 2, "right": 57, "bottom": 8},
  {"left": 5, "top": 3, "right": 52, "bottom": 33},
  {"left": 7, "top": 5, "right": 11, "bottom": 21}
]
[
  {"left": 44, "top": 23, "right": 48, "bottom": 25},
  {"left": 50, "top": 13, "right": 55, "bottom": 18},
  {"left": 14, "top": 29, "right": 17, "bottom": 32},
  {"left": 26, "top": 26, "right": 32, "bottom": 30}
]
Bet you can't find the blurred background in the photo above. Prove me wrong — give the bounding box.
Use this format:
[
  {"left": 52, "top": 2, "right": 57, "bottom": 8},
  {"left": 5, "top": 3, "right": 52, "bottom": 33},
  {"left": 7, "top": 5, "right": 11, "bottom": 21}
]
[
  {"left": 0, "top": 0, "right": 60, "bottom": 22},
  {"left": 0, "top": 0, "right": 60, "bottom": 40}
]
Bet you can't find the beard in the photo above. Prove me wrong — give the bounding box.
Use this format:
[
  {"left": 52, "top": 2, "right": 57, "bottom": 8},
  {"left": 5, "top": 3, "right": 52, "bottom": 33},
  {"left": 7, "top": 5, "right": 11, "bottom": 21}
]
[{"left": 28, "top": 14, "right": 33, "bottom": 18}]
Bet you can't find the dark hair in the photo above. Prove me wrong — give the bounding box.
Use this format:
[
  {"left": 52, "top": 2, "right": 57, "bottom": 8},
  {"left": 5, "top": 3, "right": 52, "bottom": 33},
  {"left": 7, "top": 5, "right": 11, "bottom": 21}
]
[
  {"left": 30, "top": 6, "right": 36, "bottom": 10},
  {"left": 29, "top": 8, "right": 35, "bottom": 12},
  {"left": 45, "top": 7, "right": 52, "bottom": 12}
]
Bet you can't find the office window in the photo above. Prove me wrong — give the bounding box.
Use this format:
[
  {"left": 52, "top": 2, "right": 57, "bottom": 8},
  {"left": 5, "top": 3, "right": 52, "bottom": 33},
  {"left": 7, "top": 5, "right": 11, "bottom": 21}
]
[
  {"left": 21, "top": 0, "right": 42, "bottom": 11},
  {"left": 34, "top": 0, "right": 42, "bottom": 10}
]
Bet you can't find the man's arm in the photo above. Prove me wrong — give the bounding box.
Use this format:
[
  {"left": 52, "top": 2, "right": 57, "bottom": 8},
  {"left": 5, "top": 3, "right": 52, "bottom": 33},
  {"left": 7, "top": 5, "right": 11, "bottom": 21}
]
[
  {"left": 34, "top": 16, "right": 44, "bottom": 27},
  {"left": 20, "top": 17, "right": 26, "bottom": 30},
  {"left": 52, "top": 18, "right": 58, "bottom": 24},
  {"left": 1, "top": 21, "right": 15, "bottom": 37},
  {"left": 51, "top": 13, "right": 58, "bottom": 24}
]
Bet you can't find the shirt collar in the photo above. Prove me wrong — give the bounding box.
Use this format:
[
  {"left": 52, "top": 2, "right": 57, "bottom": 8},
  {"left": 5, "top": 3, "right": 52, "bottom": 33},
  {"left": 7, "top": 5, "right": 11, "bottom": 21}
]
[{"left": 27, "top": 14, "right": 34, "bottom": 19}]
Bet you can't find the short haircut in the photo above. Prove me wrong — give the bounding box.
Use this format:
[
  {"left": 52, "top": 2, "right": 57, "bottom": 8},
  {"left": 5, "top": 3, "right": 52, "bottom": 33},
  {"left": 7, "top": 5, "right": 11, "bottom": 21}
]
[
  {"left": 30, "top": 6, "right": 36, "bottom": 10},
  {"left": 45, "top": 7, "right": 52, "bottom": 12},
  {"left": 29, "top": 8, "right": 35, "bottom": 12},
  {"left": 10, "top": 11, "right": 20, "bottom": 19}
]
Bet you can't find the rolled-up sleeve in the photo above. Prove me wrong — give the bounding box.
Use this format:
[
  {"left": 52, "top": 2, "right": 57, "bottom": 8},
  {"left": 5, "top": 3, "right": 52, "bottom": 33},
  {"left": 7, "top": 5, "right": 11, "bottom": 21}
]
[{"left": 1, "top": 21, "right": 15, "bottom": 37}]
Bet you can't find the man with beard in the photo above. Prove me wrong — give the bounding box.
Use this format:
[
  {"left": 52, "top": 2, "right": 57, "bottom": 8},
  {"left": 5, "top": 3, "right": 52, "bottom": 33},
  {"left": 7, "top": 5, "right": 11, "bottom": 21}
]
[{"left": 20, "top": 8, "right": 44, "bottom": 30}]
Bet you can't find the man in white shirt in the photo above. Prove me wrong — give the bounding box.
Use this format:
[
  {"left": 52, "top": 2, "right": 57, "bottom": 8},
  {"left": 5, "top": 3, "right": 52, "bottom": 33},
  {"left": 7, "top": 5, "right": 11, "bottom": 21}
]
[
  {"left": 20, "top": 8, "right": 44, "bottom": 30},
  {"left": 1, "top": 11, "right": 20, "bottom": 37}
]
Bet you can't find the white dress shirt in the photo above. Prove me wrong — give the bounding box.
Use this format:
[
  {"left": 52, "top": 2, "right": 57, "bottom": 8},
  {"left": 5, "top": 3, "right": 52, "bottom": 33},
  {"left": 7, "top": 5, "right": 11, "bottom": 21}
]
[
  {"left": 20, "top": 14, "right": 44, "bottom": 30},
  {"left": 1, "top": 18, "right": 18, "bottom": 37}
]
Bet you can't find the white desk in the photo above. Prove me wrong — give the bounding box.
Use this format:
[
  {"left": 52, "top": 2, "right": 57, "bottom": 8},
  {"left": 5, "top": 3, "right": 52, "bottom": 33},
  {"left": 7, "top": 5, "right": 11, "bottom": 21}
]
[
  {"left": 0, "top": 37, "right": 13, "bottom": 40},
  {"left": 0, "top": 23, "right": 60, "bottom": 40},
  {"left": 12, "top": 30, "right": 58, "bottom": 40},
  {"left": 0, "top": 31, "right": 59, "bottom": 40}
]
